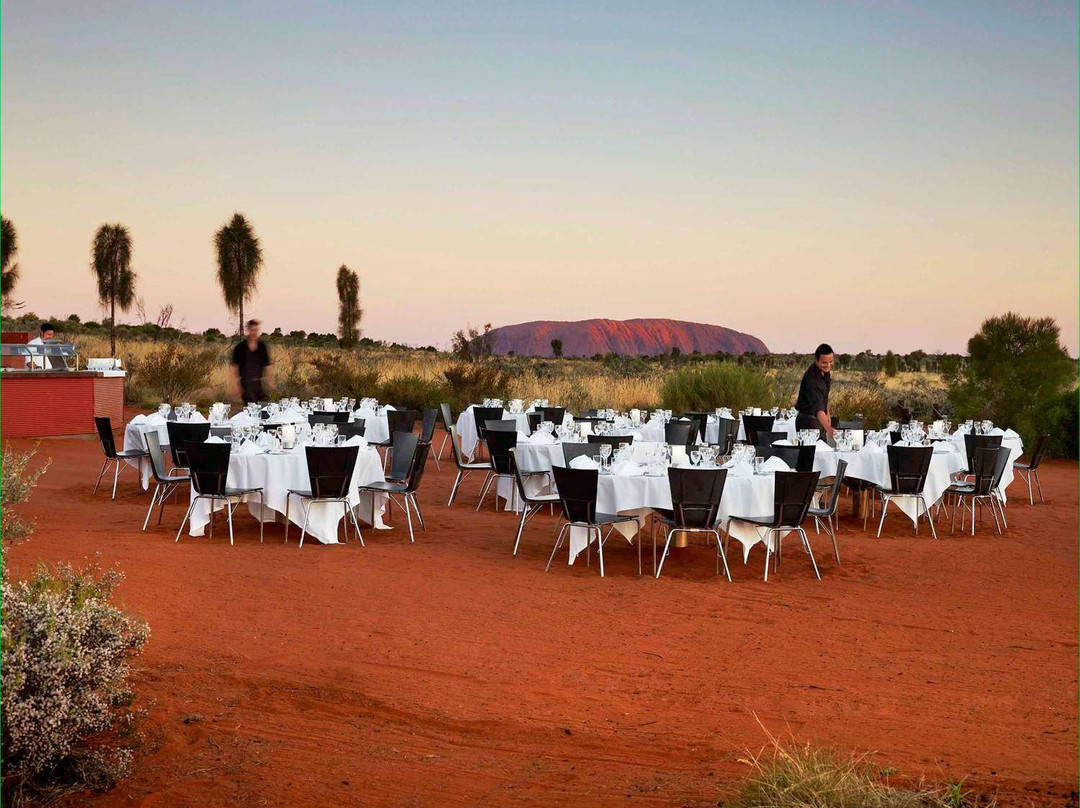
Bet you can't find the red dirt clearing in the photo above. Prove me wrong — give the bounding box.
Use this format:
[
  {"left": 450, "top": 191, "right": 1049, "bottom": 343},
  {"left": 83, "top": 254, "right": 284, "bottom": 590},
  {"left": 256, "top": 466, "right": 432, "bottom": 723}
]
[{"left": 6, "top": 425, "right": 1078, "bottom": 808}]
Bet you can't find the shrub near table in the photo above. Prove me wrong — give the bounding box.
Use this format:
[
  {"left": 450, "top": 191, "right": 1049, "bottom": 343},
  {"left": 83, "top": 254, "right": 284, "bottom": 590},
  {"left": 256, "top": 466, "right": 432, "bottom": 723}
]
[{"left": 660, "top": 362, "right": 777, "bottom": 413}]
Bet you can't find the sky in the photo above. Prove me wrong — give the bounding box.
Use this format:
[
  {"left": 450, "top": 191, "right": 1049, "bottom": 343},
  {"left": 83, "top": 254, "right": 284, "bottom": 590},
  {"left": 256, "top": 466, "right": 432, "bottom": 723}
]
[{"left": 2, "top": 1, "right": 1077, "bottom": 354}]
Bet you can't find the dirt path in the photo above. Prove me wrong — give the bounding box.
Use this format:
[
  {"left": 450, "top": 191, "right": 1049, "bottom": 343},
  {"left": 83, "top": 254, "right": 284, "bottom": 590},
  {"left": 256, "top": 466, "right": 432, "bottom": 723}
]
[{"left": 7, "top": 425, "right": 1077, "bottom": 807}]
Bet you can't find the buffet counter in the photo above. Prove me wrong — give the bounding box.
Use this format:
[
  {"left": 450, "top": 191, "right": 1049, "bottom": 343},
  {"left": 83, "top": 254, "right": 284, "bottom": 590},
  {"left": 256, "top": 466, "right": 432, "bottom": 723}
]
[{"left": 1, "top": 370, "right": 125, "bottom": 437}]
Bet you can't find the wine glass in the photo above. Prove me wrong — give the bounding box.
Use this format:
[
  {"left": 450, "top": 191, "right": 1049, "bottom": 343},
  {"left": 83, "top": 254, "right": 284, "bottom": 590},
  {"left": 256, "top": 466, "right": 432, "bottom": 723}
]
[
  {"left": 599, "top": 443, "right": 612, "bottom": 468},
  {"left": 690, "top": 449, "right": 702, "bottom": 466}
]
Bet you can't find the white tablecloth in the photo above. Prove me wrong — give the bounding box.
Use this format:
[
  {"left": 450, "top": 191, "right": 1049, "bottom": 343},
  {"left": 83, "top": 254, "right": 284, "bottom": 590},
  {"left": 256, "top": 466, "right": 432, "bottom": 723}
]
[
  {"left": 946, "top": 430, "right": 1024, "bottom": 501},
  {"left": 187, "top": 445, "right": 389, "bottom": 544},
  {"left": 455, "top": 406, "right": 550, "bottom": 460},
  {"left": 736, "top": 417, "right": 797, "bottom": 443},
  {"left": 351, "top": 408, "right": 391, "bottom": 445},
  {"left": 123, "top": 413, "right": 208, "bottom": 489}
]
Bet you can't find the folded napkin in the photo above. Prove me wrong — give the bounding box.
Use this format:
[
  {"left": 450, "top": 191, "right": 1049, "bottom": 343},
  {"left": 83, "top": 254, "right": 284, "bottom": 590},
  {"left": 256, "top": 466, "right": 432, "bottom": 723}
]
[
  {"left": 343, "top": 435, "right": 368, "bottom": 448},
  {"left": 860, "top": 441, "right": 883, "bottom": 454},
  {"left": 130, "top": 414, "right": 147, "bottom": 425},
  {"left": 230, "top": 412, "right": 255, "bottom": 426},
  {"left": 528, "top": 431, "right": 555, "bottom": 445},
  {"left": 761, "top": 456, "right": 791, "bottom": 473},
  {"left": 1003, "top": 428, "right": 1019, "bottom": 439},
  {"left": 670, "top": 445, "right": 688, "bottom": 465},
  {"left": 721, "top": 459, "right": 753, "bottom": 477},
  {"left": 186, "top": 411, "right": 208, "bottom": 423},
  {"left": 146, "top": 413, "right": 166, "bottom": 426},
  {"left": 611, "top": 460, "right": 643, "bottom": 476},
  {"left": 205, "top": 436, "right": 227, "bottom": 444},
  {"left": 816, "top": 439, "right": 835, "bottom": 453},
  {"left": 568, "top": 455, "right": 599, "bottom": 471},
  {"left": 932, "top": 441, "right": 954, "bottom": 453},
  {"left": 988, "top": 427, "right": 1004, "bottom": 436},
  {"left": 237, "top": 441, "right": 263, "bottom": 455},
  {"left": 773, "top": 439, "right": 795, "bottom": 446}
]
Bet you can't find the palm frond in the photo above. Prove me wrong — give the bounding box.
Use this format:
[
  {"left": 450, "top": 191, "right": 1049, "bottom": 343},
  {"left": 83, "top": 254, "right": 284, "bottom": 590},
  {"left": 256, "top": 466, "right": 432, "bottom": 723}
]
[
  {"left": 214, "top": 213, "right": 263, "bottom": 315},
  {"left": 90, "top": 223, "right": 137, "bottom": 310}
]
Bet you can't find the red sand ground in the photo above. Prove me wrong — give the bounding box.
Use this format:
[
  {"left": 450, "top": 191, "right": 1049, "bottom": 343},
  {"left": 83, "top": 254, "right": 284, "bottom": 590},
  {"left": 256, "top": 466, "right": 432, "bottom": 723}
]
[{"left": 6, "top": 419, "right": 1078, "bottom": 807}]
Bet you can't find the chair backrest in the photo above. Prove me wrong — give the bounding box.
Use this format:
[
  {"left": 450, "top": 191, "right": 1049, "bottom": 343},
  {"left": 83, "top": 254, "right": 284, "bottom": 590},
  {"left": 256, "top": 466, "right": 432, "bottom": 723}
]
[
  {"left": 166, "top": 421, "right": 211, "bottom": 468},
  {"left": 184, "top": 440, "right": 231, "bottom": 496},
  {"left": 527, "top": 412, "right": 543, "bottom": 432},
  {"left": 310, "top": 411, "right": 349, "bottom": 425},
  {"left": 742, "top": 414, "right": 775, "bottom": 445},
  {"left": 758, "top": 444, "right": 816, "bottom": 472},
  {"left": 586, "top": 434, "right": 634, "bottom": 448},
  {"left": 888, "top": 430, "right": 902, "bottom": 444},
  {"left": 886, "top": 445, "right": 933, "bottom": 495},
  {"left": 94, "top": 416, "right": 118, "bottom": 459},
  {"left": 551, "top": 464, "right": 599, "bottom": 524},
  {"left": 338, "top": 420, "right": 366, "bottom": 440},
  {"left": 988, "top": 445, "right": 1012, "bottom": 491},
  {"left": 472, "top": 406, "right": 504, "bottom": 439},
  {"left": 539, "top": 406, "right": 565, "bottom": 425},
  {"left": 304, "top": 445, "right": 359, "bottom": 499},
  {"left": 969, "top": 446, "right": 1010, "bottom": 497},
  {"left": 713, "top": 417, "right": 738, "bottom": 453},
  {"left": 439, "top": 403, "right": 455, "bottom": 433},
  {"left": 681, "top": 413, "right": 709, "bottom": 442},
  {"left": 753, "top": 431, "right": 788, "bottom": 447},
  {"left": 420, "top": 408, "right": 439, "bottom": 442},
  {"left": 560, "top": 442, "right": 596, "bottom": 466},
  {"left": 210, "top": 426, "right": 232, "bottom": 440},
  {"left": 144, "top": 430, "right": 172, "bottom": 483},
  {"left": 963, "top": 434, "right": 1002, "bottom": 473},
  {"left": 484, "top": 419, "right": 518, "bottom": 433},
  {"left": 1027, "top": 434, "right": 1049, "bottom": 470},
  {"left": 816, "top": 458, "right": 848, "bottom": 517},
  {"left": 508, "top": 448, "right": 547, "bottom": 504},
  {"left": 448, "top": 425, "right": 473, "bottom": 469},
  {"left": 387, "top": 409, "right": 418, "bottom": 435},
  {"left": 403, "top": 441, "right": 432, "bottom": 494},
  {"left": 667, "top": 467, "right": 727, "bottom": 528},
  {"left": 389, "top": 430, "right": 420, "bottom": 480},
  {"left": 771, "top": 470, "right": 820, "bottom": 528},
  {"left": 664, "top": 421, "right": 695, "bottom": 449},
  {"left": 486, "top": 429, "right": 518, "bottom": 474}
]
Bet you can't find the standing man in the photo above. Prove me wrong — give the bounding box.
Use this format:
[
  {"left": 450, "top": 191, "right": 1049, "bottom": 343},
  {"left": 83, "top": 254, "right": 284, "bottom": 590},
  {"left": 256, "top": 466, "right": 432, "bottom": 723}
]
[
  {"left": 230, "top": 319, "right": 274, "bottom": 404},
  {"left": 25, "top": 322, "right": 55, "bottom": 368},
  {"left": 795, "top": 344, "right": 835, "bottom": 440}
]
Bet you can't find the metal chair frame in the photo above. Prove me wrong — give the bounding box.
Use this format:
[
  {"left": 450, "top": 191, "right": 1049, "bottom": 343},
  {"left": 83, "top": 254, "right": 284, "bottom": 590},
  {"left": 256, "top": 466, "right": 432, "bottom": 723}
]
[
  {"left": 509, "top": 449, "right": 560, "bottom": 555},
  {"left": 174, "top": 442, "right": 264, "bottom": 546},
  {"left": 93, "top": 416, "right": 148, "bottom": 499},
  {"left": 446, "top": 425, "right": 491, "bottom": 506},
  {"left": 142, "top": 430, "right": 191, "bottom": 531},
  {"left": 547, "top": 465, "right": 638, "bottom": 577},
  {"left": 728, "top": 470, "right": 821, "bottom": 581},
  {"left": 651, "top": 467, "right": 731, "bottom": 581},
  {"left": 284, "top": 446, "right": 364, "bottom": 549}
]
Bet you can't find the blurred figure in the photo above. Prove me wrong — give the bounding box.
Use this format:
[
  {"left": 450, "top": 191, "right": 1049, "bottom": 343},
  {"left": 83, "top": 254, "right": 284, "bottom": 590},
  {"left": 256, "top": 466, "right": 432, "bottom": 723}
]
[
  {"left": 795, "top": 343, "right": 835, "bottom": 439},
  {"left": 230, "top": 319, "right": 274, "bottom": 404}
]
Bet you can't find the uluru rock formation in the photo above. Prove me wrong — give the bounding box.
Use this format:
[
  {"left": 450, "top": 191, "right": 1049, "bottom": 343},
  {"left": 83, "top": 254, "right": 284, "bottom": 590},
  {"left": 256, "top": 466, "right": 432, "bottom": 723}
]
[{"left": 487, "top": 318, "right": 768, "bottom": 357}]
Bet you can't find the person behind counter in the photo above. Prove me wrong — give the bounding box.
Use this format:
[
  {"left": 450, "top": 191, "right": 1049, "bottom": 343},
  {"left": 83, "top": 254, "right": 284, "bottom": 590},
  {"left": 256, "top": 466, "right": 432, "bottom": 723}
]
[{"left": 25, "top": 322, "right": 55, "bottom": 369}]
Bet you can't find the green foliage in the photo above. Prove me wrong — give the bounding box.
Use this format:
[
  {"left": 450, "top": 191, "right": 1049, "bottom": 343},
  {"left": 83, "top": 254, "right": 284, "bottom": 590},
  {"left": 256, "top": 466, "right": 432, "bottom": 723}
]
[
  {"left": 126, "top": 342, "right": 222, "bottom": 405},
  {"left": 451, "top": 323, "right": 495, "bottom": 362},
  {"left": 90, "top": 223, "right": 137, "bottom": 354},
  {"left": 883, "top": 351, "right": 899, "bottom": 377},
  {"left": 213, "top": 213, "right": 263, "bottom": 333},
  {"left": 442, "top": 362, "right": 513, "bottom": 412},
  {"left": 2, "top": 214, "right": 20, "bottom": 300},
  {"left": 2, "top": 562, "right": 149, "bottom": 806},
  {"left": 828, "top": 385, "right": 891, "bottom": 427},
  {"left": 1036, "top": 388, "right": 1079, "bottom": 459},
  {"left": 1, "top": 444, "right": 49, "bottom": 544},
  {"left": 336, "top": 265, "right": 363, "bottom": 348},
  {"left": 947, "top": 312, "right": 1075, "bottom": 448},
  {"left": 308, "top": 353, "right": 380, "bottom": 400},
  {"left": 378, "top": 375, "right": 446, "bottom": 411},
  {"left": 203, "top": 327, "right": 224, "bottom": 342},
  {"left": 659, "top": 363, "right": 777, "bottom": 412},
  {"left": 550, "top": 338, "right": 563, "bottom": 358}
]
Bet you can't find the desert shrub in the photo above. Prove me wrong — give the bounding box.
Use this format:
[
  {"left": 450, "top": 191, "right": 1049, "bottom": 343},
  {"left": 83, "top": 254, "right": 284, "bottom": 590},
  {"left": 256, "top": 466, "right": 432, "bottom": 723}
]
[
  {"left": 1036, "top": 388, "right": 1079, "bottom": 459},
  {"left": 308, "top": 353, "right": 380, "bottom": 400},
  {"left": 378, "top": 374, "right": 447, "bottom": 411},
  {"left": 947, "top": 313, "right": 1076, "bottom": 447},
  {"left": 828, "top": 384, "right": 892, "bottom": 428},
  {"left": 1, "top": 444, "right": 49, "bottom": 544},
  {"left": 442, "top": 362, "right": 513, "bottom": 412},
  {"left": 126, "top": 341, "right": 221, "bottom": 405},
  {"left": 660, "top": 363, "right": 777, "bottom": 413},
  {"left": 2, "top": 563, "right": 149, "bottom": 806},
  {"left": 727, "top": 736, "right": 970, "bottom": 808}
]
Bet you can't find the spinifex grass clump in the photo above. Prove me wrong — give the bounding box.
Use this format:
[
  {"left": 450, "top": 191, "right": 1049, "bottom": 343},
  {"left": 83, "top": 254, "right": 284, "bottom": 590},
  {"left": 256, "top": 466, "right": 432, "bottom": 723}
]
[{"left": 660, "top": 362, "right": 779, "bottom": 413}]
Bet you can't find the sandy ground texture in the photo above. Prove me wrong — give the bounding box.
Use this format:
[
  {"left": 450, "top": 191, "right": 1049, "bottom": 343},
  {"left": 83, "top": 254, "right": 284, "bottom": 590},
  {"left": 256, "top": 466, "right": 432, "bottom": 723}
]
[{"left": 6, "top": 415, "right": 1077, "bottom": 808}]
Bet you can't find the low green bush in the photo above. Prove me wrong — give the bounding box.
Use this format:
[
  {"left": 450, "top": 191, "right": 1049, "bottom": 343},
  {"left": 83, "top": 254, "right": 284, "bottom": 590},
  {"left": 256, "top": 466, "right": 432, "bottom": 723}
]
[
  {"left": 125, "top": 341, "right": 222, "bottom": 405},
  {"left": 1036, "top": 388, "right": 1079, "bottom": 459},
  {"left": 442, "top": 362, "right": 513, "bottom": 412},
  {"left": 378, "top": 374, "right": 447, "bottom": 411},
  {"left": 1, "top": 443, "right": 49, "bottom": 544},
  {"left": 308, "top": 353, "right": 380, "bottom": 400},
  {"left": 659, "top": 363, "right": 777, "bottom": 413}
]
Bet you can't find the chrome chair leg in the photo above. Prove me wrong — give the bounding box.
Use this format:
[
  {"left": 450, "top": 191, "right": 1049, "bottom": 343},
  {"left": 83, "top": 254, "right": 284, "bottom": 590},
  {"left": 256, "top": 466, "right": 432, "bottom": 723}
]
[
  {"left": 513, "top": 503, "right": 531, "bottom": 555},
  {"left": 298, "top": 501, "right": 312, "bottom": 548},
  {"left": 349, "top": 504, "right": 365, "bottom": 546},
  {"left": 437, "top": 432, "right": 450, "bottom": 462},
  {"left": 475, "top": 472, "right": 494, "bottom": 511},
  {"left": 93, "top": 459, "right": 109, "bottom": 495},
  {"left": 175, "top": 498, "right": 197, "bottom": 542},
  {"left": 258, "top": 492, "right": 264, "bottom": 542},
  {"left": 920, "top": 496, "right": 938, "bottom": 539},
  {"left": 546, "top": 523, "right": 569, "bottom": 571},
  {"left": 404, "top": 494, "right": 415, "bottom": 543},
  {"left": 655, "top": 526, "right": 677, "bottom": 579},
  {"left": 712, "top": 529, "right": 732, "bottom": 581},
  {"left": 143, "top": 484, "right": 161, "bottom": 531},
  {"left": 112, "top": 460, "right": 121, "bottom": 500},
  {"left": 1034, "top": 469, "right": 1044, "bottom": 503},
  {"left": 226, "top": 499, "right": 235, "bottom": 546},
  {"left": 798, "top": 528, "right": 821, "bottom": 580},
  {"left": 876, "top": 496, "right": 891, "bottom": 537},
  {"left": 411, "top": 494, "right": 426, "bottom": 531}
]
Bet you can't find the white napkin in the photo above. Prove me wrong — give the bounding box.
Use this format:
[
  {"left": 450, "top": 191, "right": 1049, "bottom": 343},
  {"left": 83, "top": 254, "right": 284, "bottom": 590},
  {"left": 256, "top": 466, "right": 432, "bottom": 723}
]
[
  {"left": 568, "top": 455, "right": 599, "bottom": 470},
  {"left": 761, "top": 456, "right": 791, "bottom": 473},
  {"left": 670, "top": 445, "right": 688, "bottom": 465},
  {"left": 932, "top": 441, "right": 955, "bottom": 453},
  {"left": 343, "top": 435, "right": 368, "bottom": 448},
  {"left": 130, "top": 414, "right": 147, "bottom": 425},
  {"left": 146, "top": 413, "right": 166, "bottom": 426},
  {"left": 989, "top": 427, "right": 1005, "bottom": 436},
  {"left": 237, "top": 441, "right": 263, "bottom": 455},
  {"left": 816, "top": 439, "right": 835, "bottom": 453},
  {"left": 860, "top": 441, "right": 883, "bottom": 454},
  {"left": 1003, "top": 428, "right": 1019, "bottom": 439},
  {"left": 528, "top": 431, "right": 555, "bottom": 445},
  {"left": 230, "top": 412, "right": 255, "bottom": 426},
  {"left": 205, "top": 436, "right": 227, "bottom": 444},
  {"left": 721, "top": 459, "right": 753, "bottom": 477},
  {"left": 611, "top": 460, "right": 643, "bottom": 476},
  {"left": 773, "top": 439, "right": 795, "bottom": 446},
  {"left": 186, "top": 411, "right": 208, "bottom": 423}
]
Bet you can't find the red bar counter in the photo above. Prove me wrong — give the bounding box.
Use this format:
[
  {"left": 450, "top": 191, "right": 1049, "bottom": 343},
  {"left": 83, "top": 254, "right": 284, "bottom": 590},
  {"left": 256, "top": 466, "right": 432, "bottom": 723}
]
[{"left": 1, "top": 371, "right": 125, "bottom": 437}]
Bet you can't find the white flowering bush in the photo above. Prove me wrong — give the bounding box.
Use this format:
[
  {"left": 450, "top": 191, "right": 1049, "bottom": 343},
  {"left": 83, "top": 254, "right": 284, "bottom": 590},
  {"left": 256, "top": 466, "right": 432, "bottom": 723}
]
[
  {"left": 1, "top": 443, "right": 50, "bottom": 543},
  {"left": 1, "top": 563, "right": 150, "bottom": 805}
]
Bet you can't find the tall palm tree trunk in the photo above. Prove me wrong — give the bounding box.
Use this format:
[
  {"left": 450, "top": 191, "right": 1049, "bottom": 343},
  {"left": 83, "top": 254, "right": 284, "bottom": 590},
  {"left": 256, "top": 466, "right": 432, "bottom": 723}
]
[{"left": 110, "top": 294, "right": 116, "bottom": 356}]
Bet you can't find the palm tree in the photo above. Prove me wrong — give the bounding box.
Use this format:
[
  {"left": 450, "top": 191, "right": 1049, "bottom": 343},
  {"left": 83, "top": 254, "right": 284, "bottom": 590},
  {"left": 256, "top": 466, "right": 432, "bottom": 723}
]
[
  {"left": 214, "top": 213, "right": 263, "bottom": 333},
  {"left": 336, "top": 264, "right": 363, "bottom": 348},
  {"left": 91, "top": 223, "right": 137, "bottom": 355},
  {"left": 2, "top": 215, "right": 21, "bottom": 305}
]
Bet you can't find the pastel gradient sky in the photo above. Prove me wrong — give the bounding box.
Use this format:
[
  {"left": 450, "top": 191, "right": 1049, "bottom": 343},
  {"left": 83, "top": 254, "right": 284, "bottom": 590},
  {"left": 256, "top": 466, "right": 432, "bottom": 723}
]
[{"left": 3, "top": 2, "right": 1077, "bottom": 353}]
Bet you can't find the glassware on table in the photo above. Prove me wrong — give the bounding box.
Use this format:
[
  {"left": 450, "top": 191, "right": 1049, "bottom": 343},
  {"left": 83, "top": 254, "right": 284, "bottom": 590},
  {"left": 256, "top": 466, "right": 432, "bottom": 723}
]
[
  {"left": 598, "top": 443, "right": 612, "bottom": 468},
  {"left": 754, "top": 457, "right": 765, "bottom": 474}
]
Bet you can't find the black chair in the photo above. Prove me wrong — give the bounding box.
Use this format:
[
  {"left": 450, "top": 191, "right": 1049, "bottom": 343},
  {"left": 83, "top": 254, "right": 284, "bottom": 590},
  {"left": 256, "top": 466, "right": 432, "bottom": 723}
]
[
  {"left": 446, "top": 426, "right": 491, "bottom": 506},
  {"left": 753, "top": 431, "right": 788, "bottom": 447},
  {"left": 484, "top": 419, "right": 519, "bottom": 433},
  {"left": 586, "top": 434, "right": 634, "bottom": 449},
  {"left": 527, "top": 412, "right": 543, "bottom": 433},
  {"left": 142, "top": 430, "right": 190, "bottom": 531},
  {"left": 946, "top": 446, "right": 1011, "bottom": 535},
  {"left": 477, "top": 429, "right": 518, "bottom": 511},
  {"left": 652, "top": 467, "right": 731, "bottom": 580},
  {"left": 471, "top": 406, "right": 504, "bottom": 459},
  {"left": 93, "top": 416, "right": 148, "bottom": 499},
  {"left": 962, "top": 434, "right": 1002, "bottom": 475},
  {"left": 386, "top": 430, "right": 420, "bottom": 483},
  {"left": 807, "top": 458, "right": 846, "bottom": 565},
  {"left": 538, "top": 406, "right": 566, "bottom": 426},
  {"left": 166, "top": 421, "right": 212, "bottom": 470},
  {"left": 728, "top": 470, "right": 821, "bottom": 581},
  {"left": 310, "top": 411, "right": 349, "bottom": 425},
  {"left": 559, "top": 442, "right": 596, "bottom": 466},
  {"left": 757, "top": 444, "right": 816, "bottom": 473},
  {"left": 379, "top": 409, "right": 419, "bottom": 472},
  {"left": 1014, "top": 433, "right": 1048, "bottom": 505},
  {"left": 285, "top": 446, "right": 363, "bottom": 548},
  {"left": 209, "top": 426, "right": 233, "bottom": 440},
  {"left": 509, "top": 448, "right": 560, "bottom": 555},
  {"left": 682, "top": 413, "right": 709, "bottom": 443},
  {"left": 420, "top": 408, "right": 440, "bottom": 470},
  {"left": 437, "top": 403, "right": 456, "bottom": 463},
  {"left": 888, "top": 430, "right": 902, "bottom": 444},
  {"left": 175, "top": 441, "right": 264, "bottom": 545},
  {"left": 741, "top": 414, "right": 776, "bottom": 446},
  {"left": 338, "top": 420, "right": 366, "bottom": 441},
  {"left": 547, "top": 465, "right": 638, "bottom": 577},
  {"left": 871, "top": 445, "right": 937, "bottom": 538},
  {"left": 664, "top": 421, "right": 695, "bottom": 450},
  {"left": 712, "top": 417, "right": 738, "bottom": 455},
  {"left": 358, "top": 442, "right": 431, "bottom": 543}
]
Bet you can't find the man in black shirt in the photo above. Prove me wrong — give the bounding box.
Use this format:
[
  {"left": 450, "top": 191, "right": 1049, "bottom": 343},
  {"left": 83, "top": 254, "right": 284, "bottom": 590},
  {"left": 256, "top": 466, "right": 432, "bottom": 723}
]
[
  {"left": 230, "top": 319, "right": 274, "bottom": 404},
  {"left": 794, "top": 343, "right": 835, "bottom": 440}
]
